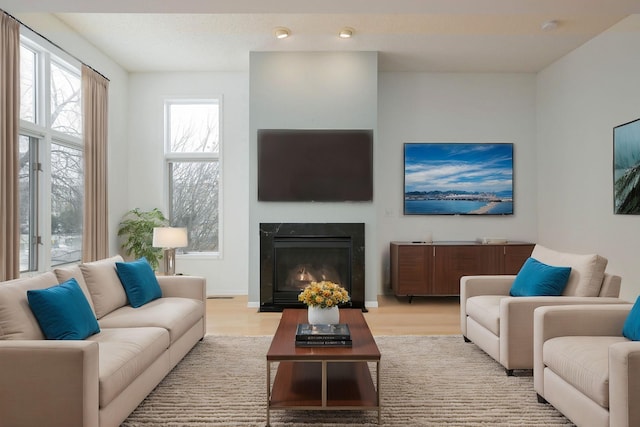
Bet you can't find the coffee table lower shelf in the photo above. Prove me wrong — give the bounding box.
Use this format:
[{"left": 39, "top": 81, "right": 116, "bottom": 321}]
[{"left": 267, "top": 360, "right": 380, "bottom": 424}]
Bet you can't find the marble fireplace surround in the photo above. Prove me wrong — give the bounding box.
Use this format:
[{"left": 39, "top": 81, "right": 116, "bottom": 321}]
[{"left": 259, "top": 223, "right": 365, "bottom": 312}]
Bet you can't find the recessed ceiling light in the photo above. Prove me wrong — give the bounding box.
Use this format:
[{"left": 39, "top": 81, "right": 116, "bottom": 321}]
[
  {"left": 541, "top": 20, "right": 559, "bottom": 31},
  {"left": 274, "top": 27, "right": 290, "bottom": 39},
  {"left": 339, "top": 28, "right": 354, "bottom": 39}
]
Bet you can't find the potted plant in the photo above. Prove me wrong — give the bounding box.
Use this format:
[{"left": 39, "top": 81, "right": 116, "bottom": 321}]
[{"left": 117, "top": 208, "right": 168, "bottom": 270}]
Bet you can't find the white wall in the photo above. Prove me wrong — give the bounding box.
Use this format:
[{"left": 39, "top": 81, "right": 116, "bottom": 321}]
[
  {"left": 376, "top": 73, "right": 538, "bottom": 289},
  {"left": 13, "top": 13, "right": 129, "bottom": 255},
  {"left": 536, "top": 15, "right": 640, "bottom": 301},
  {"left": 248, "top": 51, "right": 379, "bottom": 307},
  {"left": 127, "top": 72, "right": 249, "bottom": 296}
]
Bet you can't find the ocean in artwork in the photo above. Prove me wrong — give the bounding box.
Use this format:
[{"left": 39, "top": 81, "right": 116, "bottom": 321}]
[{"left": 404, "top": 199, "right": 513, "bottom": 215}]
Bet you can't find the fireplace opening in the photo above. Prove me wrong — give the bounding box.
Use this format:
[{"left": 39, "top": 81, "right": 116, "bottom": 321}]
[
  {"left": 259, "top": 223, "right": 365, "bottom": 312},
  {"left": 273, "top": 237, "right": 351, "bottom": 304}
]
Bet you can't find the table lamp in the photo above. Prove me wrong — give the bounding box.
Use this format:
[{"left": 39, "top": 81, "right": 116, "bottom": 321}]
[{"left": 152, "top": 227, "right": 188, "bottom": 275}]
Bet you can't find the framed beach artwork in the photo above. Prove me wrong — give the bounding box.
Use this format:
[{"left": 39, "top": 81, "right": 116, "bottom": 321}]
[
  {"left": 403, "top": 142, "right": 514, "bottom": 215},
  {"left": 614, "top": 117, "right": 640, "bottom": 214}
]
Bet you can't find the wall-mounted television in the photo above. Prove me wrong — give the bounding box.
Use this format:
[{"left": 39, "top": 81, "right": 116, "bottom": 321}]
[
  {"left": 404, "top": 142, "right": 514, "bottom": 215},
  {"left": 258, "top": 129, "right": 373, "bottom": 202}
]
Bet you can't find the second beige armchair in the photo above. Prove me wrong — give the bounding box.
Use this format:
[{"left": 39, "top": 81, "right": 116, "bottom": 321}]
[
  {"left": 534, "top": 304, "right": 640, "bottom": 427},
  {"left": 460, "top": 244, "right": 624, "bottom": 375}
]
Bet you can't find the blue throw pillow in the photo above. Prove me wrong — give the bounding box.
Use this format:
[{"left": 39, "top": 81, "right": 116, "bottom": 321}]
[
  {"left": 622, "top": 296, "right": 640, "bottom": 341},
  {"left": 509, "top": 257, "right": 572, "bottom": 297},
  {"left": 116, "top": 257, "right": 162, "bottom": 308},
  {"left": 27, "top": 278, "right": 100, "bottom": 340}
]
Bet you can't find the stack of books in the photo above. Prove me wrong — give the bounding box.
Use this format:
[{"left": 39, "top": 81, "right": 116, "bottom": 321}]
[{"left": 295, "top": 323, "right": 352, "bottom": 347}]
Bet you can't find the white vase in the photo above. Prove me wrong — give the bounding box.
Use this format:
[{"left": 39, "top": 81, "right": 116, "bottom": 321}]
[{"left": 307, "top": 305, "right": 340, "bottom": 325}]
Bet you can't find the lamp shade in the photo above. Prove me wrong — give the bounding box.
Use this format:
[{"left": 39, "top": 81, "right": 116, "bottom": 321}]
[{"left": 152, "top": 227, "right": 188, "bottom": 248}]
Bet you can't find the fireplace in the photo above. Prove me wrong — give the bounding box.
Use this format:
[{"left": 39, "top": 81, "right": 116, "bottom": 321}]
[{"left": 259, "top": 223, "right": 365, "bottom": 312}]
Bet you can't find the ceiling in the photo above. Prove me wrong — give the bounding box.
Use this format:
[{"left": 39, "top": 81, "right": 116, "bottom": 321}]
[{"left": 3, "top": 0, "right": 640, "bottom": 73}]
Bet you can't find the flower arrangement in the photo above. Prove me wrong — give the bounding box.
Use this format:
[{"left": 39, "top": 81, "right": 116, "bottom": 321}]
[{"left": 298, "top": 281, "right": 350, "bottom": 308}]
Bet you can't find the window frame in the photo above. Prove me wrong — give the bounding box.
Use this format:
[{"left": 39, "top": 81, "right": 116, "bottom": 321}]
[
  {"left": 164, "top": 98, "right": 223, "bottom": 258},
  {"left": 19, "top": 30, "right": 84, "bottom": 274}
]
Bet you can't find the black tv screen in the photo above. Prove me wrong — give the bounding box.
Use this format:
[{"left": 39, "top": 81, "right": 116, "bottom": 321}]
[{"left": 258, "top": 129, "right": 373, "bottom": 202}]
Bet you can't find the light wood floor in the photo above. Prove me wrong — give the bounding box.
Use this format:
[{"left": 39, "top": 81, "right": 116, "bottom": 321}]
[{"left": 206, "top": 295, "right": 461, "bottom": 336}]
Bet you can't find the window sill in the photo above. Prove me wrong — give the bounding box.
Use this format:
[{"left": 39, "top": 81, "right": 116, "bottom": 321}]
[{"left": 176, "top": 252, "right": 222, "bottom": 260}]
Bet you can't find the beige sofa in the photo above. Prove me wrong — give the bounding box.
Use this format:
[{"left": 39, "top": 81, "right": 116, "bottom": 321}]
[
  {"left": 534, "top": 304, "right": 640, "bottom": 427},
  {"left": 460, "top": 244, "right": 624, "bottom": 375},
  {"left": 0, "top": 255, "right": 206, "bottom": 427}
]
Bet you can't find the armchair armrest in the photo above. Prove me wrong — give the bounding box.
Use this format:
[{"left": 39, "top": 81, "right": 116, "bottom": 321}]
[
  {"left": 504, "top": 298, "right": 627, "bottom": 371},
  {"left": 460, "top": 275, "right": 516, "bottom": 299},
  {"left": 533, "top": 304, "right": 633, "bottom": 396},
  {"left": 460, "top": 275, "right": 515, "bottom": 336},
  {"left": 0, "top": 340, "right": 99, "bottom": 427},
  {"left": 157, "top": 275, "right": 206, "bottom": 302},
  {"left": 610, "top": 341, "right": 640, "bottom": 427}
]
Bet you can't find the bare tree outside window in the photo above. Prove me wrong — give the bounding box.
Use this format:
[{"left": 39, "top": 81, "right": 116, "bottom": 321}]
[
  {"left": 19, "top": 45, "right": 36, "bottom": 123},
  {"left": 169, "top": 103, "right": 219, "bottom": 153},
  {"left": 170, "top": 161, "right": 219, "bottom": 252},
  {"left": 50, "top": 143, "right": 83, "bottom": 266},
  {"left": 166, "top": 101, "right": 220, "bottom": 253},
  {"left": 51, "top": 61, "right": 82, "bottom": 138}
]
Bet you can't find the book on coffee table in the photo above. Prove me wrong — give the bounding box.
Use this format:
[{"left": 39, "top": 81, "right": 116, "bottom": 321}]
[
  {"left": 295, "top": 339, "right": 352, "bottom": 347},
  {"left": 295, "top": 323, "right": 351, "bottom": 341}
]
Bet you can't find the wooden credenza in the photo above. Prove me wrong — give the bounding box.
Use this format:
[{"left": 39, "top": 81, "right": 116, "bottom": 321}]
[{"left": 390, "top": 241, "right": 535, "bottom": 297}]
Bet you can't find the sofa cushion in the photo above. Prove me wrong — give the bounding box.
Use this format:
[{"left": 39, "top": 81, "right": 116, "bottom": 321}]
[
  {"left": 99, "top": 297, "right": 204, "bottom": 344},
  {"left": 27, "top": 278, "right": 100, "bottom": 340},
  {"left": 80, "top": 255, "right": 127, "bottom": 319},
  {"left": 88, "top": 327, "right": 170, "bottom": 408},
  {"left": 531, "top": 245, "right": 607, "bottom": 297},
  {"left": 543, "top": 336, "right": 627, "bottom": 408},
  {"left": 0, "top": 272, "right": 58, "bottom": 340},
  {"left": 466, "top": 295, "right": 506, "bottom": 336},
  {"left": 53, "top": 264, "right": 96, "bottom": 314},
  {"left": 115, "top": 257, "right": 162, "bottom": 308},
  {"left": 623, "top": 296, "right": 640, "bottom": 341},
  {"left": 509, "top": 257, "right": 571, "bottom": 297}
]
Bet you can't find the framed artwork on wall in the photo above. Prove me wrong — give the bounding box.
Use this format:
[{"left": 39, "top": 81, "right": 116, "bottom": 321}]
[
  {"left": 614, "top": 117, "right": 640, "bottom": 214},
  {"left": 403, "top": 142, "right": 514, "bottom": 215}
]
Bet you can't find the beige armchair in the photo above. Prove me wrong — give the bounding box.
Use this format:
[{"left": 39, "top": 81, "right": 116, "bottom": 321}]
[
  {"left": 534, "top": 304, "right": 640, "bottom": 427},
  {"left": 460, "top": 244, "right": 623, "bottom": 375}
]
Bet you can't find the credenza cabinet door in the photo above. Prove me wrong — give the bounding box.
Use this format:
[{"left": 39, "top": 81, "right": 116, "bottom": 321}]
[
  {"left": 432, "top": 245, "right": 502, "bottom": 295},
  {"left": 390, "top": 243, "right": 432, "bottom": 296},
  {"left": 503, "top": 245, "right": 535, "bottom": 274}
]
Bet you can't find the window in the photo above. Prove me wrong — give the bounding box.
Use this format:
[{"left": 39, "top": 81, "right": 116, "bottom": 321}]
[
  {"left": 165, "top": 100, "right": 221, "bottom": 254},
  {"left": 50, "top": 143, "right": 83, "bottom": 266},
  {"left": 19, "top": 34, "right": 83, "bottom": 273}
]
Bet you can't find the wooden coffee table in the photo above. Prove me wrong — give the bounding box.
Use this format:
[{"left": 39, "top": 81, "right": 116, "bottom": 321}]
[{"left": 266, "top": 308, "right": 381, "bottom": 426}]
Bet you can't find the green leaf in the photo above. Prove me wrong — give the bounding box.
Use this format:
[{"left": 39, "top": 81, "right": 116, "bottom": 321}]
[{"left": 117, "top": 208, "right": 168, "bottom": 270}]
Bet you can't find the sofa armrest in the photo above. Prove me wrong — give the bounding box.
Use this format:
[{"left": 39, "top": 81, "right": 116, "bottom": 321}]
[
  {"left": 599, "top": 273, "right": 622, "bottom": 297},
  {"left": 157, "top": 275, "right": 206, "bottom": 302},
  {"left": 610, "top": 341, "right": 640, "bottom": 427},
  {"left": 460, "top": 275, "right": 515, "bottom": 336},
  {"left": 533, "top": 303, "right": 633, "bottom": 396},
  {"left": 501, "top": 297, "right": 627, "bottom": 371},
  {"left": 0, "top": 340, "right": 99, "bottom": 427}
]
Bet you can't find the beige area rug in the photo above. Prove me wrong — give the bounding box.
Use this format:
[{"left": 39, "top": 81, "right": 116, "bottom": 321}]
[{"left": 122, "top": 335, "right": 573, "bottom": 426}]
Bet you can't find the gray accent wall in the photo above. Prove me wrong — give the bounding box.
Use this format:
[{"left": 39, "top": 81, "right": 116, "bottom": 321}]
[{"left": 249, "top": 51, "right": 379, "bottom": 306}]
